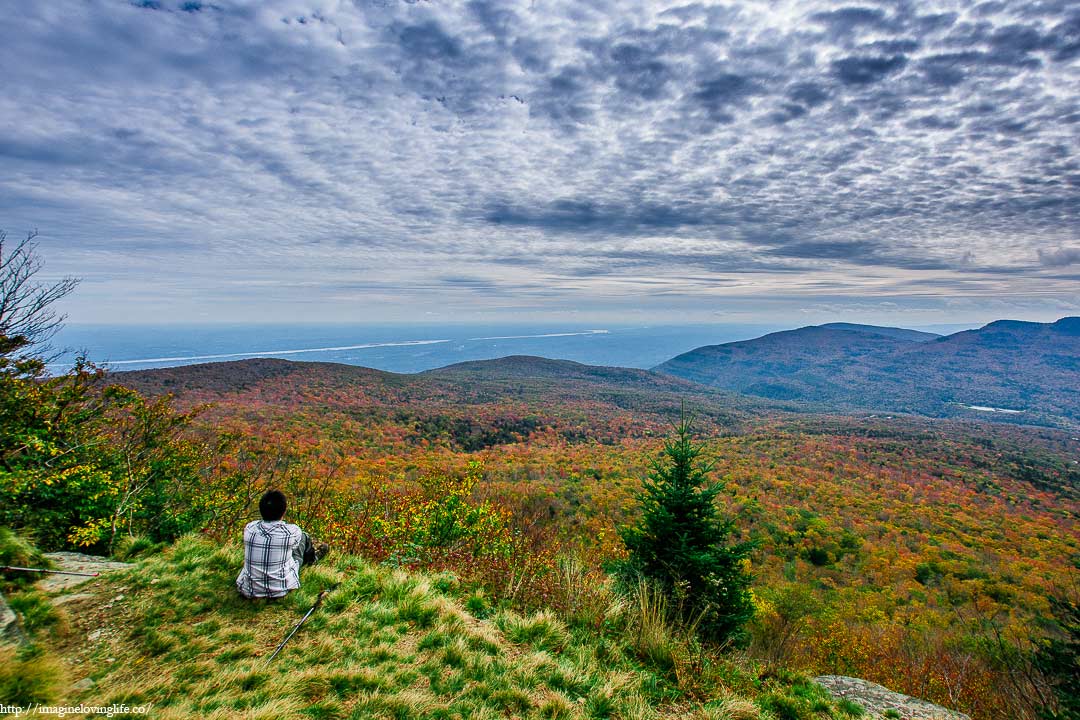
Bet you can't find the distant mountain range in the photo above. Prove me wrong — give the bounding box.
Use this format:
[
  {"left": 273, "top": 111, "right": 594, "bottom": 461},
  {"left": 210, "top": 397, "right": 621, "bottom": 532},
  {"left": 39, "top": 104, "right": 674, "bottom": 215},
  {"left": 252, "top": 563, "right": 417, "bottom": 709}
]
[
  {"left": 117, "top": 317, "right": 1080, "bottom": 428},
  {"left": 655, "top": 317, "right": 1080, "bottom": 425}
]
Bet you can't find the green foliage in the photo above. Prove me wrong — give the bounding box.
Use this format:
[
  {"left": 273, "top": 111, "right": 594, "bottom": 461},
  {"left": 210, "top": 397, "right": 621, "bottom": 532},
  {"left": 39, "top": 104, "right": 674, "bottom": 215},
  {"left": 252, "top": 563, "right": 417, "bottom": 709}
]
[
  {"left": 0, "top": 525, "right": 46, "bottom": 570},
  {"left": 1034, "top": 595, "right": 1080, "bottom": 720},
  {"left": 837, "top": 698, "right": 866, "bottom": 716},
  {"left": 619, "top": 416, "right": 754, "bottom": 644},
  {"left": 749, "top": 583, "right": 821, "bottom": 667},
  {"left": 365, "top": 462, "right": 515, "bottom": 567},
  {"left": 0, "top": 353, "right": 110, "bottom": 549},
  {"left": 7, "top": 589, "right": 61, "bottom": 633},
  {"left": 0, "top": 350, "right": 213, "bottom": 551},
  {"left": 0, "top": 644, "right": 64, "bottom": 705}
]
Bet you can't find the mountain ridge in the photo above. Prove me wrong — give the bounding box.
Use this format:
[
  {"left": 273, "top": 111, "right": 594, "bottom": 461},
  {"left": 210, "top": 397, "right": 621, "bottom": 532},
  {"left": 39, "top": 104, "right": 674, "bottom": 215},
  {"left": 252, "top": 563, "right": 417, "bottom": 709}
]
[
  {"left": 654, "top": 317, "right": 1080, "bottom": 426},
  {"left": 115, "top": 317, "right": 1079, "bottom": 427},
  {"left": 818, "top": 322, "right": 940, "bottom": 342}
]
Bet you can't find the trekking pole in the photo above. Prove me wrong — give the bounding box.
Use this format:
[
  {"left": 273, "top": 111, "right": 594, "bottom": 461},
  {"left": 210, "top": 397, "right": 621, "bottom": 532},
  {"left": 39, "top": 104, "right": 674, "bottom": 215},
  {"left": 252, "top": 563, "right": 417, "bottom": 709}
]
[
  {"left": 265, "top": 587, "right": 334, "bottom": 664},
  {"left": 1, "top": 565, "right": 100, "bottom": 577}
]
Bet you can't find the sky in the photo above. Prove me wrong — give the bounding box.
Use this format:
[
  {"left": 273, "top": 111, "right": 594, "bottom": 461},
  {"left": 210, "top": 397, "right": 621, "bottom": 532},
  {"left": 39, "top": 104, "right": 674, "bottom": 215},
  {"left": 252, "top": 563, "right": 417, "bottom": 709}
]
[{"left": 3, "top": 0, "right": 1078, "bottom": 327}]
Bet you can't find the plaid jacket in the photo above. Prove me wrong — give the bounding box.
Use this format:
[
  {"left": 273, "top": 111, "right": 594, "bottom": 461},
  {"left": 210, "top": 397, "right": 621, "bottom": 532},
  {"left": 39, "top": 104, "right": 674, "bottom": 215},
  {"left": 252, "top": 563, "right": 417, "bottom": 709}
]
[{"left": 235, "top": 520, "right": 304, "bottom": 599}]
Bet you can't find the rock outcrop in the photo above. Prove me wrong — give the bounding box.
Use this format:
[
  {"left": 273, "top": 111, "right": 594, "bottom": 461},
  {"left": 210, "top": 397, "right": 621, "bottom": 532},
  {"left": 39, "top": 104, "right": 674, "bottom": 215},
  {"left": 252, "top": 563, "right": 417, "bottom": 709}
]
[
  {"left": 815, "top": 675, "right": 971, "bottom": 720},
  {"left": 38, "top": 552, "right": 131, "bottom": 592}
]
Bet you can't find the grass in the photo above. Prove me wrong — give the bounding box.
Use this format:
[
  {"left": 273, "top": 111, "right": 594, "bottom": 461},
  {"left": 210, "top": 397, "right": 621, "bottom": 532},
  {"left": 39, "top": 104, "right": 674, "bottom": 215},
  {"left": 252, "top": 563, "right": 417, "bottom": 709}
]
[
  {"left": 0, "top": 644, "right": 65, "bottom": 704},
  {"left": 837, "top": 698, "right": 866, "bottom": 716},
  {"left": 14, "top": 535, "right": 849, "bottom": 719},
  {"left": 0, "top": 526, "right": 50, "bottom": 591}
]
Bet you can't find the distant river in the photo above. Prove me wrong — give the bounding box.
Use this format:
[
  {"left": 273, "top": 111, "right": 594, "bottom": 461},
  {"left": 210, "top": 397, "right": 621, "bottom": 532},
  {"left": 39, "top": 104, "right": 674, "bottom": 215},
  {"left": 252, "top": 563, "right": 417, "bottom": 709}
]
[{"left": 50, "top": 323, "right": 788, "bottom": 375}]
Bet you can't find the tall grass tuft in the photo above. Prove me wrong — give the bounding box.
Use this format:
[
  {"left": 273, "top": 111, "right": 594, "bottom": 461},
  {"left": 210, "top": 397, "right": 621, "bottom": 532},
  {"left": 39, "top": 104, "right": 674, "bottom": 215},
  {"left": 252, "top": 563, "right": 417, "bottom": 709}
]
[
  {"left": 629, "top": 579, "right": 678, "bottom": 670},
  {"left": 696, "top": 697, "right": 762, "bottom": 720},
  {"left": 0, "top": 644, "right": 64, "bottom": 704},
  {"left": 495, "top": 609, "right": 569, "bottom": 652},
  {"left": 112, "top": 534, "right": 166, "bottom": 561},
  {"left": 0, "top": 526, "right": 49, "bottom": 590}
]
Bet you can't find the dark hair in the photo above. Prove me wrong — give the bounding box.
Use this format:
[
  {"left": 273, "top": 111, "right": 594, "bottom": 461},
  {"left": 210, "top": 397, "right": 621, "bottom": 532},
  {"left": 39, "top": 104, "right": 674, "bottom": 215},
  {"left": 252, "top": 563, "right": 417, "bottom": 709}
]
[{"left": 259, "top": 490, "right": 287, "bottom": 521}]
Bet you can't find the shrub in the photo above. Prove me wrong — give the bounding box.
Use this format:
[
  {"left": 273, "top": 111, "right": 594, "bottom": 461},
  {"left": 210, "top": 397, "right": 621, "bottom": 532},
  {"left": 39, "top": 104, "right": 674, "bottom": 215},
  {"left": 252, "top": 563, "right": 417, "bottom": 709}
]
[
  {"left": 749, "top": 584, "right": 820, "bottom": 668},
  {"left": 113, "top": 534, "right": 167, "bottom": 561},
  {"left": 496, "top": 609, "right": 568, "bottom": 652},
  {"left": 618, "top": 416, "right": 754, "bottom": 644}
]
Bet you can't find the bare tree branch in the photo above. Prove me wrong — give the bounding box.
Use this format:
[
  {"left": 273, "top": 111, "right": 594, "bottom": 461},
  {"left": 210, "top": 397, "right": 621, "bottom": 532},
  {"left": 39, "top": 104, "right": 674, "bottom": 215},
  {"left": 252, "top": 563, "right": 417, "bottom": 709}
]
[{"left": 0, "top": 229, "right": 80, "bottom": 360}]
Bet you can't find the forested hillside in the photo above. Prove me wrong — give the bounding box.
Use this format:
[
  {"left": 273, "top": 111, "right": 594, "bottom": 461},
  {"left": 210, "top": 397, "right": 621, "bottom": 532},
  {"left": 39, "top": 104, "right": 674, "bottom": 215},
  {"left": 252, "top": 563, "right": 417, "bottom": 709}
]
[
  {"left": 4, "top": 328, "right": 1077, "bottom": 719},
  {"left": 655, "top": 318, "right": 1080, "bottom": 426},
  {"left": 101, "top": 355, "right": 1080, "bottom": 719}
]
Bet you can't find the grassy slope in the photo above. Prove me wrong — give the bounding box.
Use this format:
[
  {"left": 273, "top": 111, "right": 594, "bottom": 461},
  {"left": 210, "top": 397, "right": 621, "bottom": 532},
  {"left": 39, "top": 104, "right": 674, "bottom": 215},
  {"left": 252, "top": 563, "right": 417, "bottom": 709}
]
[{"left": 21, "top": 537, "right": 846, "bottom": 720}]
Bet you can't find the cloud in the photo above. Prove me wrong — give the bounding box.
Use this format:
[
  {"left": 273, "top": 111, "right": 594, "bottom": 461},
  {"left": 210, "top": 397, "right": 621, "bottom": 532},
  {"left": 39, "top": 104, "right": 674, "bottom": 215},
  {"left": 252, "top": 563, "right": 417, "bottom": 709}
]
[
  {"left": 1038, "top": 247, "right": 1080, "bottom": 267},
  {"left": 0, "top": 0, "right": 1076, "bottom": 324},
  {"left": 831, "top": 55, "right": 908, "bottom": 84},
  {"left": 690, "top": 73, "right": 766, "bottom": 123}
]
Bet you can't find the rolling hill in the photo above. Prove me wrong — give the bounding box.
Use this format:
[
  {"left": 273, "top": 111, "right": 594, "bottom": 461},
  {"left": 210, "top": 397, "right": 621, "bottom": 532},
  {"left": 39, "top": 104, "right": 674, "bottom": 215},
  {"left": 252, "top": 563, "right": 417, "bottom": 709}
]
[
  {"left": 116, "top": 355, "right": 768, "bottom": 453},
  {"left": 654, "top": 317, "right": 1080, "bottom": 426}
]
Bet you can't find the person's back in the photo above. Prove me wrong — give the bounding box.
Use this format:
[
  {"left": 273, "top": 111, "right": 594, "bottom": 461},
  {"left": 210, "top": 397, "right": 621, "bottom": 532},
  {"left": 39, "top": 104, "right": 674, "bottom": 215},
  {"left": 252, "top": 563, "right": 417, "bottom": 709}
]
[{"left": 236, "top": 490, "right": 321, "bottom": 599}]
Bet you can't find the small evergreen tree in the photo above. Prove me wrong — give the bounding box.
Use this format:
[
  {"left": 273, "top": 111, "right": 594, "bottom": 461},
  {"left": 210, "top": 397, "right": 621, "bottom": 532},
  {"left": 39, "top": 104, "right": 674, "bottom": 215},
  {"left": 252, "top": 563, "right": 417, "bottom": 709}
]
[{"left": 619, "top": 414, "right": 754, "bottom": 644}]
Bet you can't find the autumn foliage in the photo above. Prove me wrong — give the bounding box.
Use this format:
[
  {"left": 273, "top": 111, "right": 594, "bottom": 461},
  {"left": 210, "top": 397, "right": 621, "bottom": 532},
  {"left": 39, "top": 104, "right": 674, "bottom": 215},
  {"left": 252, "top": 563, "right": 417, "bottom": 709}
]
[{"left": 2, "top": 353, "right": 1077, "bottom": 719}]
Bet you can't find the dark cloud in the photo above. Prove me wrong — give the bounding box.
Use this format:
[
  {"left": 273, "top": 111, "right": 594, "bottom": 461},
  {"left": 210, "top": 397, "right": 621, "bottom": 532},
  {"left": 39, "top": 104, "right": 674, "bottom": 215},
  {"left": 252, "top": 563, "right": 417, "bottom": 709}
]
[
  {"left": 483, "top": 199, "right": 726, "bottom": 234},
  {"left": 510, "top": 36, "right": 552, "bottom": 72},
  {"left": 809, "top": 7, "right": 888, "bottom": 33},
  {"left": 467, "top": 0, "right": 519, "bottom": 42},
  {"left": 528, "top": 67, "right": 596, "bottom": 128},
  {"left": 907, "top": 114, "right": 961, "bottom": 130},
  {"left": 1038, "top": 247, "right": 1080, "bottom": 267},
  {"left": 395, "top": 21, "right": 462, "bottom": 61},
  {"left": 917, "top": 52, "right": 980, "bottom": 87},
  {"left": 787, "top": 81, "right": 830, "bottom": 107},
  {"left": 608, "top": 44, "right": 674, "bottom": 100},
  {"left": 1048, "top": 14, "right": 1080, "bottom": 61},
  {"left": 690, "top": 73, "right": 764, "bottom": 123},
  {"left": 831, "top": 55, "right": 908, "bottom": 84}
]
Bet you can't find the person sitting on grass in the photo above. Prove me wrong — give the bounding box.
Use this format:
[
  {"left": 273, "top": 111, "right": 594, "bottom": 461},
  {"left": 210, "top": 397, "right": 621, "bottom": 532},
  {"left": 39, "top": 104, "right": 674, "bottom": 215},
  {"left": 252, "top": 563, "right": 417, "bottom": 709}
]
[{"left": 236, "top": 490, "right": 328, "bottom": 600}]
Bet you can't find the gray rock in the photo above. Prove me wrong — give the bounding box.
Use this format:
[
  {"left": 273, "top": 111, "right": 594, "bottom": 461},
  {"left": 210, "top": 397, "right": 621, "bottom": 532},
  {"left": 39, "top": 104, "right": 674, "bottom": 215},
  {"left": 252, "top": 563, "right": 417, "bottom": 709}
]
[
  {"left": 50, "top": 592, "right": 96, "bottom": 607},
  {"left": 37, "top": 552, "right": 131, "bottom": 592},
  {"left": 72, "top": 678, "right": 95, "bottom": 691},
  {"left": 815, "top": 675, "right": 971, "bottom": 720},
  {"left": 0, "top": 592, "right": 19, "bottom": 643}
]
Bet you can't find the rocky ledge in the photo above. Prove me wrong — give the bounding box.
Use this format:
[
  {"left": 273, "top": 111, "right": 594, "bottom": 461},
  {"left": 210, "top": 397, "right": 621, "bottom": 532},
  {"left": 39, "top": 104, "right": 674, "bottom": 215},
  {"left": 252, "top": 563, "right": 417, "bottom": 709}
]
[
  {"left": 815, "top": 675, "right": 971, "bottom": 720},
  {"left": 2, "top": 552, "right": 132, "bottom": 643}
]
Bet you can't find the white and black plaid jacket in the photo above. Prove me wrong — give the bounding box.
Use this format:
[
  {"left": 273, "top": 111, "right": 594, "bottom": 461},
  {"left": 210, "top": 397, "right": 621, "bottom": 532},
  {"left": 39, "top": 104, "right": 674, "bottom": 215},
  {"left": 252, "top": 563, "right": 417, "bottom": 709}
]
[{"left": 235, "top": 520, "right": 304, "bottom": 599}]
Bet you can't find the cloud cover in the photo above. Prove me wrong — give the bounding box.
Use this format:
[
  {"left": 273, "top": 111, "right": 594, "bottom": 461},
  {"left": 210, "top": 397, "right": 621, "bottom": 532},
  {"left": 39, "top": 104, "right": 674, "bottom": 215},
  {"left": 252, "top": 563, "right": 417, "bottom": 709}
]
[{"left": 2, "top": 0, "right": 1078, "bottom": 324}]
